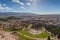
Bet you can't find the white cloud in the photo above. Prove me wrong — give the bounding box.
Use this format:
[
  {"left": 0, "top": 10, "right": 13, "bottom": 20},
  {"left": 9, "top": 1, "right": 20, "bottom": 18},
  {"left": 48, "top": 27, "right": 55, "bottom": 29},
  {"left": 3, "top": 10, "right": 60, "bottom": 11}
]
[
  {"left": 19, "top": 2, "right": 24, "bottom": 5},
  {"left": 25, "top": 0, "right": 37, "bottom": 7},
  {"left": 0, "top": 4, "right": 13, "bottom": 12},
  {"left": 26, "top": 3, "right": 31, "bottom": 6},
  {"left": 12, "top": 0, "right": 37, "bottom": 8},
  {"left": 12, "top": 0, "right": 38, "bottom": 11},
  {"left": 12, "top": 0, "right": 24, "bottom": 5},
  {"left": 0, "top": 4, "right": 5, "bottom": 10},
  {"left": 5, "top": 7, "right": 13, "bottom": 10}
]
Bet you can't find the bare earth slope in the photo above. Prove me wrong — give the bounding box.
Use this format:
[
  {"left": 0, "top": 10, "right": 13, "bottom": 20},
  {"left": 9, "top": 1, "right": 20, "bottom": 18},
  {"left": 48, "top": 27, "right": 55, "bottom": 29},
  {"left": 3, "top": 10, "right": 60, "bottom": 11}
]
[{"left": 0, "top": 30, "right": 19, "bottom": 40}]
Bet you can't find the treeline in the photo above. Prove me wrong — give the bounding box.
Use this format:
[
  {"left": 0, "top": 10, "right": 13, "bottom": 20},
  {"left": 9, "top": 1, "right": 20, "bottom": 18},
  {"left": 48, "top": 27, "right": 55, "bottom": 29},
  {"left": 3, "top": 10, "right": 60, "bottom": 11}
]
[{"left": 44, "top": 24, "right": 60, "bottom": 39}]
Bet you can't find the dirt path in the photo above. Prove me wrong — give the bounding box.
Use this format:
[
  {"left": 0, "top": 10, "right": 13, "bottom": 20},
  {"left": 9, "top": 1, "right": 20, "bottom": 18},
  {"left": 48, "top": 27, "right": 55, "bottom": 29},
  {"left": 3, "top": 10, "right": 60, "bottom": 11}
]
[
  {"left": 17, "top": 32, "right": 48, "bottom": 40},
  {"left": 29, "top": 29, "right": 43, "bottom": 35},
  {"left": 17, "top": 32, "right": 33, "bottom": 39}
]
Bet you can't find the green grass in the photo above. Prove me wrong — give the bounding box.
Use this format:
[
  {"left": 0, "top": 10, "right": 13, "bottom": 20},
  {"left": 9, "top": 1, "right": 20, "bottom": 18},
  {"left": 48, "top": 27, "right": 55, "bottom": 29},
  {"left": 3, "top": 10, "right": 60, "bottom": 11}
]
[
  {"left": 5, "top": 29, "right": 33, "bottom": 40},
  {"left": 36, "top": 31, "right": 50, "bottom": 38},
  {"left": 5, "top": 29, "right": 12, "bottom": 32},
  {"left": 18, "top": 29, "right": 35, "bottom": 38},
  {"left": 5, "top": 28, "right": 54, "bottom": 40},
  {"left": 18, "top": 29, "right": 50, "bottom": 38},
  {"left": 4, "top": 25, "right": 51, "bottom": 38},
  {"left": 17, "top": 32, "right": 33, "bottom": 40}
]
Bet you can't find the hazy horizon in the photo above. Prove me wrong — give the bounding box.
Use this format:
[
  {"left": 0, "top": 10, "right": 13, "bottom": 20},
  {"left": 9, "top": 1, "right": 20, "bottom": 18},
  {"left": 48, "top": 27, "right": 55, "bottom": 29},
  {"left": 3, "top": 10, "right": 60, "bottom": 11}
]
[{"left": 0, "top": 0, "right": 60, "bottom": 14}]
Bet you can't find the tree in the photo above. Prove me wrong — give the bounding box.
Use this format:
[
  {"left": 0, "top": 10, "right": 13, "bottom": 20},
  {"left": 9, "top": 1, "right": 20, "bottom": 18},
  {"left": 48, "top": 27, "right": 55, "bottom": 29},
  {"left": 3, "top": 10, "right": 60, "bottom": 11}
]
[{"left": 47, "top": 36, "right": 51, "bottom": 40}]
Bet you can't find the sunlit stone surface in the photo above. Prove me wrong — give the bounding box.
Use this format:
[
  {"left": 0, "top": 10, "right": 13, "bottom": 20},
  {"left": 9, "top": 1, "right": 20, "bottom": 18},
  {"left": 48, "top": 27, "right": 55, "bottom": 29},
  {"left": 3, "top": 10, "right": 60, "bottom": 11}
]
[{"left": 0, "top": 31, "right": 18, "bottom": 40}]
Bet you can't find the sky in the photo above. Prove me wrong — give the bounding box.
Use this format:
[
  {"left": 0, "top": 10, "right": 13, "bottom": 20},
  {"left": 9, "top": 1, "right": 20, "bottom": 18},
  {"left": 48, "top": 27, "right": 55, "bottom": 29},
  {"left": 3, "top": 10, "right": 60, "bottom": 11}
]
[{"left": 0, "top": 0, "right": 60, "bottom": 14}]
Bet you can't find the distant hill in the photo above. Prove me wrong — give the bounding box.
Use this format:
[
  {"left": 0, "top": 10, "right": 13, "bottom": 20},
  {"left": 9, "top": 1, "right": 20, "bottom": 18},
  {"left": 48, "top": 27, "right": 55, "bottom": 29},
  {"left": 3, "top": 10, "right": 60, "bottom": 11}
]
[
  {"left": 0, "top": 12, "right": 39, "bottom": 16},
  {"left": 0, "top": 12, "right": 60, "bottom": 16}
]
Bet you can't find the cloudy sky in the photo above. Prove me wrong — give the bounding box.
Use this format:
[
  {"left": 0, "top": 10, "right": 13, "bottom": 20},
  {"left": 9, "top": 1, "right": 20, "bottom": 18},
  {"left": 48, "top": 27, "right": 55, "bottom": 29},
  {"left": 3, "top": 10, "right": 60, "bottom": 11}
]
[{"left": 0, "top": 0, "right": 60, "bottom": 14}]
